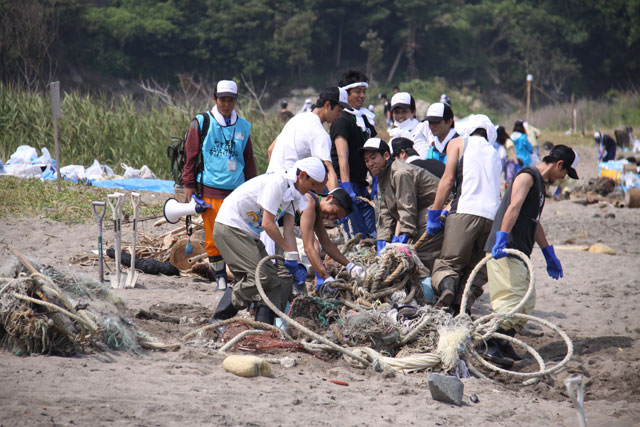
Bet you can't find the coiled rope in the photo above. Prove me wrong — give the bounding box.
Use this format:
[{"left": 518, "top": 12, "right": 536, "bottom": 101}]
[{"left": 246, "top": 248, "right": 573, "bottom": 381}]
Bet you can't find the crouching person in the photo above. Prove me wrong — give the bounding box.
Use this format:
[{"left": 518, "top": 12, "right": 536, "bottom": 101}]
[
  {"left": 361, "top": 138, "right": 443, "bottom": 274},
  {"left": 299, "top": 188, "right": 365, "bottom": 294},
  {"left": 483, "top": 145, "right": 579, "bottom": 367},
  {"left": 210, "top": 157, "right": 328, "bottom": 325}
]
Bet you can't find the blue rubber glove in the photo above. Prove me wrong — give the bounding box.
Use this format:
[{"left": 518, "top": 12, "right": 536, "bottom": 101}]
[
  {"left": 376, "top": 240, "right": 387, "bottom": 256},
  {"left": 370, "top": 176, "right": 378, "bottom": 198},
  {"left": 283, "top": 251, "right": 299, "bottom": 275},
  {"left": 293, "top": 263, "right": 308, "bottom": 285},
  {"left": 426, "top": 209, "right": 445, "bottom": 235},
  {"left": 491, "top": 231, "right": 509, "bottom": 259},
  {"left": 541, "top": 245, "right": 563, "bottom": 279},
  {"left": 392, "top": 234, "right": 409, "bottom": 244},
  {"left": 339, "top": 181, "right": 357, "bottom": 201}
]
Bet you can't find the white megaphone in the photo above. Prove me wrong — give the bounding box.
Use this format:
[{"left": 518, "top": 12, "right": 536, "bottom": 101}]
[{"left": 163, "top": 196, "right": 211, "bottom": 224}]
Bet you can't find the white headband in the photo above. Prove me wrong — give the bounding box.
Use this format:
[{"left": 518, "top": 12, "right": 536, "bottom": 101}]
[{"left": 341, "top": 82, "right": 369, "bottom": 91}]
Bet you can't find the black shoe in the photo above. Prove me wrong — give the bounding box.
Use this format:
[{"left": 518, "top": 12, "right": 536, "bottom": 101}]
[
  {"left": 255, "top": 305, "right": 275, "bottom": 325},
  {"left": 497, "top": 329, "right": 524, "bottom": 361},
  {"left": 209, "top": 287, "right": 237, "bottom": 324},
  {"left": 434, "top": 276, "right": 456, "bottom": 308},
  {"left": 480, "top": 338, "right": 514, "bottom": 369}
]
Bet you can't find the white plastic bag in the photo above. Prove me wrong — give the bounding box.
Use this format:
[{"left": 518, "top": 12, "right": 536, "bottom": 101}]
[
  {"left": 120, "top": 162, "right": 140, "bottom": 179},
  {"left": 59, "top": 165, "right": 86, "bottom": 182},
  {"left": 4, "top": 163, "right": 43, "bottom": 178},
  {"left": 7, "top": 145, "right": 38, "bottom": 165},
  {"left": 139, "top": 165, "right": 157, "bottom": 179}
]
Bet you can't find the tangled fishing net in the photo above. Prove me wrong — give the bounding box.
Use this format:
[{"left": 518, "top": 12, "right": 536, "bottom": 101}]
[
  {"left": 0, "top": 254, "right": 175, "bottom": 356},
  {"left": 186, "top": 232, "right": 573, "bottom": 382}
]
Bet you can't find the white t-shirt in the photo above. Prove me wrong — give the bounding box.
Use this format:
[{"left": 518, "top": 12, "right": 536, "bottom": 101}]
[
  {"left": 454, "top": 135, "right": 502, "bottom": 220},
  {"left": 409, "top": 121, "right": 433, "bottom": 158},
  {"left": 267, "top": 112, "right": 331, "bottom": 173},
  {"left": 216, "top": 172, "right": 308, "bottom": 240}
]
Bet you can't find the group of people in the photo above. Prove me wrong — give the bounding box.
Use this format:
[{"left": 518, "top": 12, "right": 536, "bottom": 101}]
[{"left": 181, "top": 71, "right": 580, "bottom": 368}]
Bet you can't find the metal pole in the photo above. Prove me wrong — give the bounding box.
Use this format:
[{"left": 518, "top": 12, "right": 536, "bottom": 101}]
[
  {"left": 50, "top": 81, "right": 62, "bottom": 191},
  {"left": 525, "top": 74, "right": 533, "bottom": 123}
]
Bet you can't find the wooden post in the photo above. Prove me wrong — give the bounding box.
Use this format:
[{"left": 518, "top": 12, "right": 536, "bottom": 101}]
[
  {"left": 526, "top": 74, "right": 533, "bottom": 122},
  {"left": 49, "top": 81, "right": 62, "bottom": 191},
  {"left": 570, "top": 93, "right": 575, "bottom": 133}
]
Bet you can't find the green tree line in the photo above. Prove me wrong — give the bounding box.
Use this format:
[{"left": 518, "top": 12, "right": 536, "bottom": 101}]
[{"left": 1, "top": 0, "right": 639, "bottom": 99}]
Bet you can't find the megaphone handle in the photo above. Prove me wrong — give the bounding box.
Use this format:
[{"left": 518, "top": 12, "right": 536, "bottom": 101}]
[{"left": 185, "top": 215, "right": 192, "bottom": 236}]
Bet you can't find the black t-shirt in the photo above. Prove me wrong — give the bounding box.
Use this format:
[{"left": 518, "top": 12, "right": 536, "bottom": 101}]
[
  {"left": 383, "top": 101, "right": 391, "bottom": 115},
  {"left": 330, "top": 111, "right": 377, "bottom": 185},
  {"left": 484, "top": 167, "right": 545, "bottom": 256},
  {"left": 408, "top": 158, "right": 445, "bottom": 179}
]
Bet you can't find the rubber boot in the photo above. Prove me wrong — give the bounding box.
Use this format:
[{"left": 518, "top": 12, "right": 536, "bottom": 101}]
[
  {"left": 480, "top": 338, "right": 514, "bottom": 369},
  {"left": 209, "top": 287, "right": 237, "bottom": 324},
  {"left": 434, "top": 276, "right": 456, "bottom": 309},
  {"left": 210, "top": 256, "right": 228, "bottom": 291},
  {"left": 255, "top": 305, "right": 275, "bottom": 325},
  {"left": 497, "top": 328, "right": 524, "bottom": 361}
]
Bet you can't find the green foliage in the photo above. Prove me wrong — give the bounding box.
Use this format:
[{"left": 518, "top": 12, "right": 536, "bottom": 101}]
[
  {"left": 0, "top": 83, "right": 187, "bottom": 179},
  {"left": 0, "top": 176, "right": 162, "bottom": 223}
]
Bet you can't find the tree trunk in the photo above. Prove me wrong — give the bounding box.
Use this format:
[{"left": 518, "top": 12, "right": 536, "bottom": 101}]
[
  {"left": 335, "top": 16, "right": 343, "bottom": 68},
  {"left": 406, "top": 17, "right": 417, "bottom": 81},
  {"left": 386, "top": 47, "right": 404, "bottom": 84}
]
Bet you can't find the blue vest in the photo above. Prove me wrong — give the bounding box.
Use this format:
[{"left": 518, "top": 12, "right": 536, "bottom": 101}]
[
  {"left": 197, "top": 112, "right": 251, "bottom": 190},
  {"left": 425, "top": 146, "right": 447, "bottom": 164},
  {"left": 512, "top": 132, "right": 532, "bottom": 167}
]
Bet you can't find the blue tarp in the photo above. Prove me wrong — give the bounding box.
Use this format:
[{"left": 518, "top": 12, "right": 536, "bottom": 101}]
[{"left": 90, "top": 178, "right": 175, "bottom": 193}]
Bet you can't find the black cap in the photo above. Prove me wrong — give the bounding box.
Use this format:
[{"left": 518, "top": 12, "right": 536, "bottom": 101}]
[
  {"left": 318, "top": 87, "right": 350, "bottom": 109},
  {"left": 391, "top": 137, "right": 413, "bottom": 155},
  {"left": 547, "top": 145, "right": 579, "bottom": 179}
]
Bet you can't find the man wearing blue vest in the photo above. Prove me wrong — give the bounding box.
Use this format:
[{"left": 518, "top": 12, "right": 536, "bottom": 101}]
[{"left": 183, "top": 80, "right": 257, "bottom": 291}]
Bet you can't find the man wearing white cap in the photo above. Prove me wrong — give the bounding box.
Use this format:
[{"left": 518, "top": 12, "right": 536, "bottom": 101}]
[
  {"left": 183, "top": 79, "right": 257, "bottom": 291},
  {"left": 411, "top": 102, "right": 462, "bottom": 164},
  {"left": 427, "top": 115, "right": 502, "bottom": 316},
  {"left": 330, "top": 69, "right": 377, "bottom": 238},
  {"left": 482, "top": 144, "right": 579, "bottom": 366},
  {"left": 387, "top": 92, "right": 420, "bottom": 142},
  {"left": 210, "top": 157, "right": 328, "bottom": 325},
  {"left": 360, "top": 138, "right": 443, "bottom": 275}
]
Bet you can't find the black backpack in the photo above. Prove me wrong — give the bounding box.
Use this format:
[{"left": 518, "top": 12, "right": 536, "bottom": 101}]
[{"left": 167, "top": 112, "right": 210, "bottom": 193}]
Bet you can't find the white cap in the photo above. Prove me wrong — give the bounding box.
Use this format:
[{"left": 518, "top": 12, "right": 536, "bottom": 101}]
[
  {"left": 463, "top": 114, "right": 497, "bottom": 145},
  {"left": 390, "top": 92, "right": 412, "bottom": 111},
  {"left": 216, "top": 80, "right": 238, "bottom": 98},
  {"left": 426, "top": 102, "right": 453, "bottom": 122},
  {"left": 285, "top": 157, "right": 326, "bottom": 182},
  {"left": 594, "top": 131, "right": 601, "bottom": 139},
  {"left": 359, "top": 137, "right": 390, "bottom": 155},
  {"left": 304, "top": 98, "right": 313, "bottom": 104}
]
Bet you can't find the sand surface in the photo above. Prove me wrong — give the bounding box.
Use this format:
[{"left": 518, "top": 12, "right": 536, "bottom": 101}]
[{"left": 1, "top": 145, "right": 639, "bottom": 426}]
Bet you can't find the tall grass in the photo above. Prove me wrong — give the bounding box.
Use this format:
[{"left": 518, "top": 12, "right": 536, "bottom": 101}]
[
  {"left": 498, "top": 90, "right": 640, "bottom": 135},
  {"left": 0, "top": 83, "right": 283, "bottom": 179}
]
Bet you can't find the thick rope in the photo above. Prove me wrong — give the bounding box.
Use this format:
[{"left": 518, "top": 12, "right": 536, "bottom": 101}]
[{"left": 254, "top": 255, "right": 372, "bottom": 367}]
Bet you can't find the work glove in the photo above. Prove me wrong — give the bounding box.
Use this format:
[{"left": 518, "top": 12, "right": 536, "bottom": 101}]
[
  {"left": 317, "top": 276, "right": 338, "bottom": 298},
  {"left": 391, "top": 234, "right": 409, "bottom": 244},
  {"left": 347, "top": 262, "right": 366, "bottom": 282},
  {"left": 293, "top": 263, "right": 308, "bottom": 286},
  {"left": 376, "top": 240, "right": 387, "bottom": 256},
  {"left": 541, "top": 245, "right": 563, "bottom": 279},
  {"left": 283, "top": 251, "right": 299, "bottom": 275},
  {"left": 339, "top": 181, "right": 357, "bottom": 201},
  {"left": 370, "top": 176, "right": 378, "bottom": 198},
  {"left": 426, "top": 209, "right": 446, "bottom": 235},
  {"left": 491, "top": 231, "right": 509, "bottom": 260}
]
